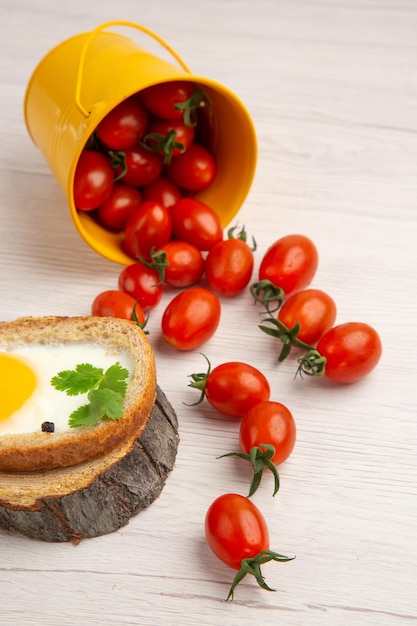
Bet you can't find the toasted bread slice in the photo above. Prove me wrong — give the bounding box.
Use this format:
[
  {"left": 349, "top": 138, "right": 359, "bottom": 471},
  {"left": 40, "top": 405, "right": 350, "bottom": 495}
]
[{"left": 0, "top": 316, "right": 156, "bottom": 472}]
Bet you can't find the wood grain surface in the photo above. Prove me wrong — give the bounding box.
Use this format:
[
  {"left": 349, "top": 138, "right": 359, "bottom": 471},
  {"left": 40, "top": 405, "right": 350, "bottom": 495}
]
[{"left": 1, "top": 1, "right": 416, "bottom": 625}]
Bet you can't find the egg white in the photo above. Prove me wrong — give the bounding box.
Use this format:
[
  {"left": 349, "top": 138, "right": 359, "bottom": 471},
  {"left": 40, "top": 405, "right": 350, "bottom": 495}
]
[{"left": 0, "top": 343, "right": 134, "bottom": 436}]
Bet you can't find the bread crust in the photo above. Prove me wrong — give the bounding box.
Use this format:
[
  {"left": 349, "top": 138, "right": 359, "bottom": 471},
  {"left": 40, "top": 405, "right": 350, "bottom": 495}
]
[{"left": 0, "top": 316, "right": 156, "bottom": 472}]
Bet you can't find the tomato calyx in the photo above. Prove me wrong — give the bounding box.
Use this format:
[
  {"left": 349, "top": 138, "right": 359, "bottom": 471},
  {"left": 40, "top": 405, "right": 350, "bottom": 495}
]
[
  {"left": 227, "top": 549, "right": 295, "bottom": 601},
  {"left": 259, "top": 317, "right": 314, "bottom": 362},
  {"left": 141, "top": 129, "right": 185, "bottom": 164},
  {"left": 228, "top": 225, "right": 257, "bottom": 251},
  {"left": 186, "top": 353, "right": 211, "bottom": 405},
  {"left": 108, "top": 150, "right": 127, "bottom": 181},
  {"left": 250, "top": 279, "right": 285, "bottom": 315},
  {"left": 137, "top": 248, "right": 169, "bottom": 284},
  {"left": 218, "top": 444, "right": 280, "bottom": 497},
  {"left": 296, "top": 349, "right": 327, "bottom": 378},
  {"left": 260, "top": 317, "right": 329, "bottom": 374},
  {"left": 132, "top": 301, "right": 149, "bottom": 334},
  {"left": 174, "top": 89, "right": 212, "bottom": 127}
]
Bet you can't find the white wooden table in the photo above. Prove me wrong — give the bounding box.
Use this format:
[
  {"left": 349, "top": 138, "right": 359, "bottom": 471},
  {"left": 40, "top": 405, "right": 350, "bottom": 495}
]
[{"left": 1, "top": 1, "right": 416, "bottom": 624}]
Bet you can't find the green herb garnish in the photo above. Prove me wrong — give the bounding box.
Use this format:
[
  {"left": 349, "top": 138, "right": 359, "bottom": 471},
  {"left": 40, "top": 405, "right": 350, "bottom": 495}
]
[{"left": 51, "top": 362, "right": 129, "bottom": 428}]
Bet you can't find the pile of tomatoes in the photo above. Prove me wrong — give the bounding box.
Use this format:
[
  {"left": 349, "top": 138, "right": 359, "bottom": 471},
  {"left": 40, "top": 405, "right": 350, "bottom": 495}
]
[
  {"left": 82, "top": 83, "right": 382, "bottom": 600},
  {"left": 73, "top": 80, "right": 217, "bottom": 251}
]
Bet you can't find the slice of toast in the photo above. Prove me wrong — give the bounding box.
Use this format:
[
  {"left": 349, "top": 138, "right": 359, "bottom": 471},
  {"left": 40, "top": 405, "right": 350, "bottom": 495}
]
[{"left": 0, "top": 316, "right": 156, "bottom": 472}]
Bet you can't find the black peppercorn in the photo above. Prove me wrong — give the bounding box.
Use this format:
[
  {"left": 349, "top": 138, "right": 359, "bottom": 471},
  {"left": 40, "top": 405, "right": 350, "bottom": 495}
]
[{"left": 41, "top": 421, "right": 55, "bottom": 433}]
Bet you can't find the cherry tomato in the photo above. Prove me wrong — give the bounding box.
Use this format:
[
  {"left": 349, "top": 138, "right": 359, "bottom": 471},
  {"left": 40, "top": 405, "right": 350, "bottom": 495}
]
[
  {"left": 96, "top": 96, "right": 149, "bottom": 150},
  {"left": 206, "top": 362, "right": 270, "bottom": 417},
  {"left": 240, "top": 401, "right": 296, "bottom": 465},
  {"left": 170, "top": 198, "right": 223, "bottom": 251},
  {"left": 141, "top": 175, "right": 182, "bottom": 209},
  {"left": 118, "top": 262, "right": 163, "bottom": 311},
  {"left": 161, "top": 287, "right": 221, "bottom": 350},
  {"left": 316, "top": 322, "right": 382, "bottom": 384},
  {"left": 258, "top": 234, "right": 319, "bottom": 297},
  {"left": 278, "top": 289, "right": 337, "bottom": 345},
  {"left": 123, "top": 201, "right": 172, "bottom": 260},
  {"left": 155, "top": 241, "right": 205, "bottom": 288},
  {"left": 96, "top": 183, "right": 142, "bottom": 230},
  {"left": 205, "top": 494, "right": 269, "bottom": 570},
  {"left": 167, "top": 143, "right": 217, "bottom": 191},
  {"left": 205, "top": 493, "right": 294, "bottom": 599},
  {"left": 73, "top": 150, "right": 114, "bottom": 210},
  {"left": 190, "top": 359, "right": 270, "bottom": 418},
  {"left": 140, "top": 81, "right": 195, "bottom": 120},
  {"left": 143, "top": 117, "right": 195, "bottom": 161},
  {"left": 91, "top": 290, "right": 145, "bottom": 323},
  {"left": 113, "top": 144, "right": 163, "bottom": 187},
  {"left": 205, "top": 229, "right": 255, "bottom": 296}
]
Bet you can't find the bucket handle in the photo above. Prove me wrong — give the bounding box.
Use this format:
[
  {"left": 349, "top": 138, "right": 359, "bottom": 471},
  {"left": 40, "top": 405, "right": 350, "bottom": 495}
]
[{"left": 75, "top": 20, "right": 192, "bottom": 118}]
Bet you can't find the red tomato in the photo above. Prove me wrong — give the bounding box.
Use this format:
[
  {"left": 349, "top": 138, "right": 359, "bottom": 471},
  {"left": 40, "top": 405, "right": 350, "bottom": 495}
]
[
  {"left": 96, "top": 183, "right": 142, "bottom": 230},
  {"left": 123, "top": 201, "right": 172, "bottom": 260},
  {"left": 141, "top": 175, "right": 182, "bottom": 209},
  {"left": 240, "top": 401, "right": 296, "bottom": 465},
  {"left": 118, "top": 262, "right": 163, "bottom": 311},
  {"left": 167, "top": 143, "right": 217, "bottom": 191},
  {"left": 170, "top": 198, "right": 223, "bottom": 251},
  {"left": 113, "top": 144, "right": 163, "bottom": 187},
  {"left": 205, "top": 231, "right": 255, "bottom": 296},
  {"left": 155, "top": 241, "right": 205, "bottom": 288},
  {"left": 96, "top": 96, "right": 149, "bottom": 150},
  {"left": 91, "top": 290, "right": 145, "bottom": 323},
  {"left": 73, "top": 150, "right": 114, "bottom": 210},
  {"left": 278, "top": 289, "right": 337, "bottom": 345},
  {"left": 143, "top": 117, "right": 195, "bottom": 161},
  {"left": 161, "top": 287, "right": 221, "bottom": 350},
  {"left": 190, "top": 360, "right": 270, "bottom": 418},
  {"left": 205, "top": 494, "right": 269, "bottom": 570},
  {"left": 140, "top": 81, "right": 195, "bottom": 120},
  {"left": 258, "top": 234, "right": 319, "bottom": 297},
  {"left": 315, "top": 322, "right": 382, "bottom": 384}
]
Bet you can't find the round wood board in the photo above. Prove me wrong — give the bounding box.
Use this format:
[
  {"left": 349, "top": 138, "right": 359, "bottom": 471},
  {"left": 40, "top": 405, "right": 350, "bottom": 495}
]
[{"left": 0, "top": 386, "right": 179, "bottom": 543}]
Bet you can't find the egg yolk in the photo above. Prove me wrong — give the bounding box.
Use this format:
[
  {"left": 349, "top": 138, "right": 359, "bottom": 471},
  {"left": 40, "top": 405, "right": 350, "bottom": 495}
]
[{"left": 0, "top": 353, "right": 37, "bottom": 422}]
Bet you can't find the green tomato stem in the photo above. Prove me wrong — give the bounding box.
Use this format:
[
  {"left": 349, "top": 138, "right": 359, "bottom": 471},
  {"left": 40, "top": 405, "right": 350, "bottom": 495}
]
[
  {"left": 218, "top": 444, "right": 280, "bottom": 497},
  {"left": 259, "top": 317, "right": 314, "bottom": 362},
  {"left": 250, "top": 279, "right": 285, "bottom": 315},
  {"left": 108, "top": 150, "right": 127, "bottom": 181},
  {"left": 131, "top": 302, "right": 149, "bottom": 334},
  {"left": 227, "top": 224, "right": 257, "bottom": 250},
  {"left": 141, "top": 129, "right": 185, "bottom": 164},
  {"left": 174, "top": 89, "right": 212, "bottom": 127},
  {"left": 185, "top": 354, "right": 212, "bottom": 405},
  {"left": 296, "top": 350, "right": 327, "bottom": 378},
  {"left": 226, "top": 550, "right": 295, "bottom": 600},
  {"left": 136, "top": 248, "right": 169, "bottom": 284}
]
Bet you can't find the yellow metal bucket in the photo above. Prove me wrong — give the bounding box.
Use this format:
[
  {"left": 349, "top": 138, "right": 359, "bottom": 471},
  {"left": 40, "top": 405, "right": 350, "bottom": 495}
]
[{"left": 24, "top": 21, "right": 257, "bottom": 265}]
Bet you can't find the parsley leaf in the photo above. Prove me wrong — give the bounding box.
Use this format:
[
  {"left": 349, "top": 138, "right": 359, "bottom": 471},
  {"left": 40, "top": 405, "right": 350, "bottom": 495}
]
[
  {"left": 51, "top": 361, "right": 129, "bottom": 428},
  {"left": 51, "top": 363, "right": 105, "bottom": 395},
  {"left": 97, "top": 362, "right": 129, "bottom": 397}
]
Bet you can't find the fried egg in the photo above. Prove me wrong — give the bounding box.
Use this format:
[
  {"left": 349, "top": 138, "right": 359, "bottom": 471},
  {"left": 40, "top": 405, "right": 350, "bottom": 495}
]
[{"left": 0, "top": 343, "right": 134, "bottom": 436}]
